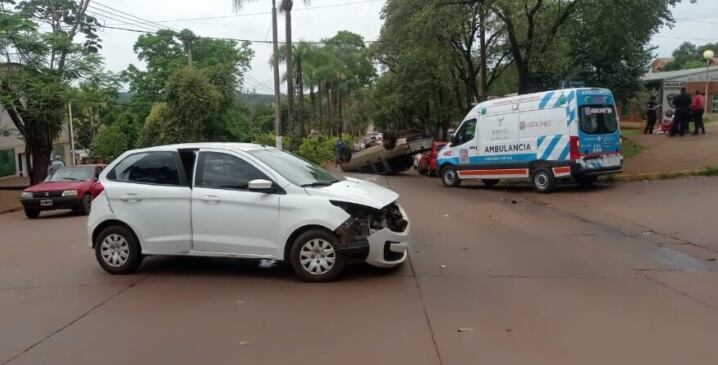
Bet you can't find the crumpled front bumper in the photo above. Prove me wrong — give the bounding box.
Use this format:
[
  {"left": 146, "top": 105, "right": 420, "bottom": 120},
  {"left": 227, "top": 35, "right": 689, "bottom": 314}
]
[{"left": 365, "top": 206, "right": 410, "bottom": 268}]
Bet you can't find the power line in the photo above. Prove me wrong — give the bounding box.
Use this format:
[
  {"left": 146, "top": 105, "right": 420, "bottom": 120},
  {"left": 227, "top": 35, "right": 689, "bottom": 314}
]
[
  {"left": 91, "top": 0, "right": 177, "bottom": 32},
  {"left": 654, "top": 35, "right": 718, "bottom": 42},
  {"left": 146, "top": 0, "right": 382, "bottom": 24},
  {"left": 86, "top": 8, "right": 160, "bottom": 33}
]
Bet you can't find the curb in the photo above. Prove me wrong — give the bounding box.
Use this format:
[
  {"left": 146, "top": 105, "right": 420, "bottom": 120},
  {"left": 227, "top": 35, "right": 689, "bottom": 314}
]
[{"left": 607, "top": 166, "right": 718, "bottom": 182}]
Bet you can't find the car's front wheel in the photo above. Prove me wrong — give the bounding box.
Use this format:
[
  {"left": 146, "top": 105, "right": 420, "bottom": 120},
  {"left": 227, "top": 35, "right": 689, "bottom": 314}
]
[
  {"left": 75, "top": 194, "right": 92, "bottom": 215},
  {"left": 95, "top": 225, "right": 143, "bottom": 275},
  {"left": 289, "top": 229, "right": 345, "bottom": 282},
  {"left": 24, "top": 208, "right": 39, "bottom": 219}
]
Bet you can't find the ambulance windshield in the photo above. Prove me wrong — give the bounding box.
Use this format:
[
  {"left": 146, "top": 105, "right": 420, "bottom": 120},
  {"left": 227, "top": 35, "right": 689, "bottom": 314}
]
[{"left": 579, "top": 106, "right": 618, "bottom": 134}]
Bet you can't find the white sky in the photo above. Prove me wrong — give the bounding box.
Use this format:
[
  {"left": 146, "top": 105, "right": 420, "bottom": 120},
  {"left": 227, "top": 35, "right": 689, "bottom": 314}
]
[{"left": 93, "top": 0, "right": 717, "bottom": 94}]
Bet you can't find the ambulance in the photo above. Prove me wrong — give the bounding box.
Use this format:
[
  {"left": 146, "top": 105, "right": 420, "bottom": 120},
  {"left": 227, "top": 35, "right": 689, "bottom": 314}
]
[{"left": 437, "top": 88, "right": 623, "bottom": 193}]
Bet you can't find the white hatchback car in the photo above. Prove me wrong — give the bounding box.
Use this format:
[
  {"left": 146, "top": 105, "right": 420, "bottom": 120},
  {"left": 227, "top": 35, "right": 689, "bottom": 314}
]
[{"left": 87, "top": 143, "right": 410, "bottom": 282}]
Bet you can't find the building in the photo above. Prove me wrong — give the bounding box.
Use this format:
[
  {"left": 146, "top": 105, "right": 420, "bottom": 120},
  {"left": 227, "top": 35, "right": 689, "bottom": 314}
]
[
  {"left": 642, "top": 65, "right": 718, "bottom": 114},
  {"left": 0, "top": 107, "right": 75, "bottom": 179}
]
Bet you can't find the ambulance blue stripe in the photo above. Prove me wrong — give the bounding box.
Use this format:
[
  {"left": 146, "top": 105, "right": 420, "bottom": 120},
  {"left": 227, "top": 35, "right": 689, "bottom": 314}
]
[
  {"left": 537, "top": 135, "right": 546, "bottom": 147},
  {"left": 558, "top": 143, "right": 570, "bottom": 160},
  {"left": 539, "top": 92, "right": 554, "bottom": 109},
  {"left": 567, "top": 108, "right": 577, "bottom": 125},
  {"left": 540, "top": 135, "right": 562, "bottom": 160},
  {"left": 552, "top": 95, "right": 565, "bottom": 108},
  {"left": 439, "top": 153, "right": 537, "bottom": 166},
  {"left": 566, "top": 91, "right": 575, "bottom": 103}
]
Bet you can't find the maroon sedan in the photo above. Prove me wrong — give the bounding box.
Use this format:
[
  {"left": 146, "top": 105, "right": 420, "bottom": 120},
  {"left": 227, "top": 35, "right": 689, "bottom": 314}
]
[
  {"left": 418, "top": 142, "right": 448, "bottom": 177},
  {"left": 19, "top": 164, "right": 106, "bottom": 219}
]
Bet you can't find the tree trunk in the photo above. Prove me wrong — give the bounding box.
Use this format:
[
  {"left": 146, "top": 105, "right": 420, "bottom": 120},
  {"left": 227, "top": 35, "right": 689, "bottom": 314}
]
[
  {"left": 283, "top": 1, "right": 295, "bottom": 135},
  {"left": 478, "top": 6, "right": 488, "bottom": 101},
  {"left": 327, "top": 85, "right": 334, "bottom": 136},
  {"left": 296, "top": 54, "right": 305, "bottom": 137},
  {"left": 29, "top": 144, "right": 52, "bottom": 185},
  {"left": 309, "top": 85, "right": 316, "bottom": 129},
  {"left": 517, "top": 62, "right": 531, "bottom": 94}
]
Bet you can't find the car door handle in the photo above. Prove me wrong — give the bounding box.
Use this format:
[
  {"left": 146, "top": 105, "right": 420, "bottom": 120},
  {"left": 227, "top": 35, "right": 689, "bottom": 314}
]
[
  {"left": 201, "top": 195, "right": 221, "bottom": 204},
  {"left": 120, "top": 194, "right": 142, "bottom": 202}
]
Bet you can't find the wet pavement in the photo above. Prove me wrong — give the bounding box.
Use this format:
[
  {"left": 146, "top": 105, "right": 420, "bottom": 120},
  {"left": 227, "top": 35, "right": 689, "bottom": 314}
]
[{"left": 1, "top": 174, "right": 717, "bottom": 364}]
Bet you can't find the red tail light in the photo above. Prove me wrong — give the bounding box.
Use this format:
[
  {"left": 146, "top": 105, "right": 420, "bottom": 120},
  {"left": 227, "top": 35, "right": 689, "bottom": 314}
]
[{"left": 569, "top": 136, "right": 581, "bottom": 160}]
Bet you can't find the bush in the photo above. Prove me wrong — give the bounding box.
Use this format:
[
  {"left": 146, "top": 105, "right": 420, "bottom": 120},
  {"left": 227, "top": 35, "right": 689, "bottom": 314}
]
[
  {"left": 252, "top": 132, "right": 276, "bottom": 146},
  {"left": 90, "top": 124, "right": 129, "bottom": 160},
  {"left": 298, "top": 137, "right": 337, "bottom": 165}
]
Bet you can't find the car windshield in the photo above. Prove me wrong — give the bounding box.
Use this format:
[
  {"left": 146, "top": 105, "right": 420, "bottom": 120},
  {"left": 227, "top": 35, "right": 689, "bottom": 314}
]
[
  {"left": 248, "top": 149, "right": 342, "bottom": 187},
  {"left": 579, "top": 106, "right": 618, "bottom": 134},
  {"left": 46, "top": 167, "right": 93, "bottom": 182}
]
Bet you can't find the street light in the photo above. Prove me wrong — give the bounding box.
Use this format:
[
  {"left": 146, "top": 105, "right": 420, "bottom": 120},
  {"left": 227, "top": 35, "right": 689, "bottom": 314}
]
[{"left": 703, "top": 49, "right": 714, "bottom": 112}]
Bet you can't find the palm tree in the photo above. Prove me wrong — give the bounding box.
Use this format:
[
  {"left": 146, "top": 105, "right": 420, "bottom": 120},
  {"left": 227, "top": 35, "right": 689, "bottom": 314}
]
[{"left": 233, "top": 0, "right": 309, "bottom": 141}]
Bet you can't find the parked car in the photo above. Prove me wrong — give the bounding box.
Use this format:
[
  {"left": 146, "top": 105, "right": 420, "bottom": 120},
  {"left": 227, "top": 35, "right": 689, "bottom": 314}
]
[
  {"left": 87, "top": 143, "right": 410, "bottom": 282},
  {"left": 418, "top": 142, "right": 448, "bottom": 177},
  {"left": 20, "top": 164, "right": 106, "bottom": 219}
]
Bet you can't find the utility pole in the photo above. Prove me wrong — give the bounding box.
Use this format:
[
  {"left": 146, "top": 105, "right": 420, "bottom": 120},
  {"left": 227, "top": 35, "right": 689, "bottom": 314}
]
[
  {"left": 271, "top": 0, "right": 283, "bottom": 149},
  {"left": 67, "top": 102, "right": 76, "bottom": 165}
]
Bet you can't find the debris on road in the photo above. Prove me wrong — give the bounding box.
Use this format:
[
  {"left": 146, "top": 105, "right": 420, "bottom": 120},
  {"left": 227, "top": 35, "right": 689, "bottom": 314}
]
[
  {"left": 239, "top": 341, "right": 252, "bottom": 346},
  {"left": 439, "top": 264, "right": 446, "bottom": 269},
  {"left": 457, "top": 328, "right": 475, "bottom": 333},
  {"left": 444, "top": 214, "right": 449, "bottom": 218},
  {"left": 511, "top": 200, "right": 517, "bottom": 204},
  {"left": 707, "top": 258, "right": 716, "bottom": 262},
  {"left": 258, "top": 259, "right": 277, "bottom": 268},
  {"left": 236, "top": 300, "right": 246, "bottom": 304}
]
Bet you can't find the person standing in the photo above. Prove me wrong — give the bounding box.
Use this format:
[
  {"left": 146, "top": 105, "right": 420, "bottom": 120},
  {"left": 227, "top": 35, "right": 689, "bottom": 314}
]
[
  {"left": 644, "top": 95, "right": 659, "bottom": 134},
  {"left": 48, "top": 155, "right": 65, "bottom": 177},
  {"left": 691, "top": 90, "right": 706, "bottom": 135},
  {"left": 671, "top": 87, "right": 692, "bottom": 137}
]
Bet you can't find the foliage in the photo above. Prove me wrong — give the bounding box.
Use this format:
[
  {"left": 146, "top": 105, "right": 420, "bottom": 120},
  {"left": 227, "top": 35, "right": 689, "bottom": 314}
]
[
  {"left": 252, "top": 132, "right": 276, "bottom": 146},
  {"left": 0, "top": 0, "right": 101, "bottom": 184},
  {"left": 297, "top": 137, "right": 337, "bottom": 165},
  {"left": 663, "top": 41, "right": 718, "bottom": 71},
  {"left": 90, "top": 124, "right": 128, "bottom": 160}
]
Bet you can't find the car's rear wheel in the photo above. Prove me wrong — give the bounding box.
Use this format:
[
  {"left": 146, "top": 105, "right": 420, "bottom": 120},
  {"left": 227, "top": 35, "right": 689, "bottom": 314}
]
[
  {"left": 290, "top": 229, "right": 345, "bottom": 282},
  {"left": 95, "top": 225, "right": 143, "bottom": 275},
  {"left": 482, "top": 179, "right": 500, "bottom": 187},
  {"left": 24, "top": 208, "right": 40, "bottom": 219},
  {"left": 441, "top": 166, "right": 461, "bottom": 187},
  {"left": 531, "top": 166, "right": 557, "bottom": 193},
  {"left": 418, "top": 160, "right": 428, "bottom": 175}
]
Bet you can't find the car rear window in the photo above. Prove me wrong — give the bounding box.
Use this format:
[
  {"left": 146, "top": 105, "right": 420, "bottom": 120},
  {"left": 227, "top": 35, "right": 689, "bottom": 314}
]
[{"left": 579, "top": 106, "right": 618, "bottom": 134}]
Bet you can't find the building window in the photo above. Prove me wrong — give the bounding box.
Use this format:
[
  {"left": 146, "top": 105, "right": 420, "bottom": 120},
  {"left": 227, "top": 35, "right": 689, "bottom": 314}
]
[{"left": 713, "top": 94, "right": 718, "bottom": 113}]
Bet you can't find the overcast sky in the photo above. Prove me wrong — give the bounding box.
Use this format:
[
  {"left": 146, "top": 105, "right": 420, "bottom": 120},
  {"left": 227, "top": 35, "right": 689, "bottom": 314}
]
[{"left": 93, "top": 0, "right": 717, "bottom": 94}]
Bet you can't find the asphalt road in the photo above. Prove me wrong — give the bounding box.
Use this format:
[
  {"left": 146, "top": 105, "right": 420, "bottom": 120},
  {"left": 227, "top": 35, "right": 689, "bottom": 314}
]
[{"left": 1, "top": 174, "right": 718, "bottom": 365}]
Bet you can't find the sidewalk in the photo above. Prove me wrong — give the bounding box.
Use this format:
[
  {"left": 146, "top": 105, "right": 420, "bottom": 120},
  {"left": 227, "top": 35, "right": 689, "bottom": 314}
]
[
  {"left": 0, "top": 190, "right": 21, "bottom": 213},
  {"left": 0, "top": 176, "right": 29, "bottom": 189},
  {"left": 623, "top": 129, "right": 718, "bottom": 174}
]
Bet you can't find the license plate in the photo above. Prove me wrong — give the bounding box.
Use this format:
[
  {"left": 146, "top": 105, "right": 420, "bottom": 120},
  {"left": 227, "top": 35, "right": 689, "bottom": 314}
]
[{"left": 40, "top": 199, "right": 53, "bottom": 207}]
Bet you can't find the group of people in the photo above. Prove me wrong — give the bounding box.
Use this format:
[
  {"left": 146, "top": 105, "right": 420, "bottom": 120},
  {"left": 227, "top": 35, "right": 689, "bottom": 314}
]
[{"left": 645, "top": 87, "right": 707, "bottom": 136}]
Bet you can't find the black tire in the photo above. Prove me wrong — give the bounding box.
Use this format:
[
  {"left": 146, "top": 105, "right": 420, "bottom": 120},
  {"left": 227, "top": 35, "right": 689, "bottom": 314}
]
[
  {"left": 24, "top": 208, "right": 40, "bottom": 219},
  {"left": 77, "top": 194, "right": 92, "bottom": 215},
  {"left": 94, "top": 225, "right": 143, "bottom": 275},
  {"left": 531, "top": 166, "right": 557, "bottom": 193},
  {"left": 289, "top": 229, "right": 346, "bottom": 282},
  {"left": 482, "top": 179, "right": 500, "bottom": 187},
  {"left": 575, "top": 176, "right": 597, "bottom": 187},
  {"left": 441, "top": 166, "right": 461, "bottom": 187}
]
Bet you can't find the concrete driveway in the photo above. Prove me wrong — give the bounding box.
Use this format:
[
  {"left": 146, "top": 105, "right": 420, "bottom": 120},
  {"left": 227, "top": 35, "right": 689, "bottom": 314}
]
[{"left": 1, "top": 174, "right": 717, "bottom": 365}]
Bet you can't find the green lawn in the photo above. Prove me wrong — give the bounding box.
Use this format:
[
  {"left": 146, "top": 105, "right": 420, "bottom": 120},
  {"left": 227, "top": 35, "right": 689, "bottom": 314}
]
[{"left": 620, "top": 128, "right": 645, "bottom": 159}]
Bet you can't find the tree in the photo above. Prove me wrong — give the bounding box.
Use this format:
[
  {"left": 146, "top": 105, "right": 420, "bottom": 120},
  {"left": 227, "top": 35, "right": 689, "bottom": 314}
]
[
  {"left": 90, "top": 123, "right": 128, "bottom": 160},
  {"left": 663, "top": 41, "right": 718, "bottom": 71},
  {"left": 0, "top": 0, "right": 101, "bottom": 184}
]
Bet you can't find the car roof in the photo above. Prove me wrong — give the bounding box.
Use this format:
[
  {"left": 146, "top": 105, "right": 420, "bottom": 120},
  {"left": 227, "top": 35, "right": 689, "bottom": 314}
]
[{"left": 129, "top": 142, "right": 275, "bottom": 154}]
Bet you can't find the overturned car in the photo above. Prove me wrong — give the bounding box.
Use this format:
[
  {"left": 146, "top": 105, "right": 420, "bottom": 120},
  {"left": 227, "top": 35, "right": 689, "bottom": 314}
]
[{"left": 339, "top": 133, "right": 433, "bottom": 175}]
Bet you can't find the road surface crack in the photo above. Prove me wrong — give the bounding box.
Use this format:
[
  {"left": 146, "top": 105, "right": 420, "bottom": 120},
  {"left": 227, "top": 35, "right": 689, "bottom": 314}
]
[
  {"left": 408, "top": 254, "right": 444, "bottom": 365},
  {"left": 1, "top": 275, "right": 149, "bottom": 365}
]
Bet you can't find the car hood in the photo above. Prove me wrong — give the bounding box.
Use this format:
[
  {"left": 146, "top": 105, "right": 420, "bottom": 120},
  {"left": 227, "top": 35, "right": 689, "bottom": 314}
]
[
  {"left": 25, "top": 181, "right": 90, "bottom": 192},
  {"left": 304, "top": 177, "right": 398, "bottom": 209}
]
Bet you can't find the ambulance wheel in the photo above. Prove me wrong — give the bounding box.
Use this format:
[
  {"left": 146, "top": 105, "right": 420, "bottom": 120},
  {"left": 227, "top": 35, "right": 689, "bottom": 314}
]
[
  {"left": 441, "top": 166, "right": 461, "bottom": 187},
  {"left": 482, "top": 179, "right": 500, "bottom": 187},
  {"left": 531, "top": 166, "right": 557, "bottom": 193}
]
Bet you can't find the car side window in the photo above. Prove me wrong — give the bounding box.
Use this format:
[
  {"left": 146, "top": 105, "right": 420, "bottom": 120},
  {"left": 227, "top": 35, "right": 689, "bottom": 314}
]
[
  {"left": 454, "top": 119, "right": 477, "bottom": 146},
  {"left": 108, "top": 152, "right": 182, "bottom": 186},
  {"left": 195, "top": 152, "right": 270, "bottom": 190}
]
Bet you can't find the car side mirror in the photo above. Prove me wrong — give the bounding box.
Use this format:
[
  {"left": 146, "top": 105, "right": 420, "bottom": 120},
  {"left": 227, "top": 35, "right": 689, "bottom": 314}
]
[{"left": 248, "top": 179, "right": 274, "bottom": 192}]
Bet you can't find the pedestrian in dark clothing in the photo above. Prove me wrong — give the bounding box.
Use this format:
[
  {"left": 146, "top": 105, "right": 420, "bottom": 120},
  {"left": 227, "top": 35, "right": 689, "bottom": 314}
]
[
  {"left": 670, "top": 87, "right": 692, "bottom": 137},
  {"left": 644, "top": 95, "right": 659, "bottom": 134},
  {"left": 691, "top": 90, "right": 706, "bottom": 135}
]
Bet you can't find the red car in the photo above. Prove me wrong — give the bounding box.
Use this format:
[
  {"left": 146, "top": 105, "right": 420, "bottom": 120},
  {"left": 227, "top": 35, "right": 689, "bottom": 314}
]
[
  {"left": 19, "top": 164, "right": 106, "bottom": 219},
  {"left": 418, "top": 142, "right": 448, "bottom": 177}
]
